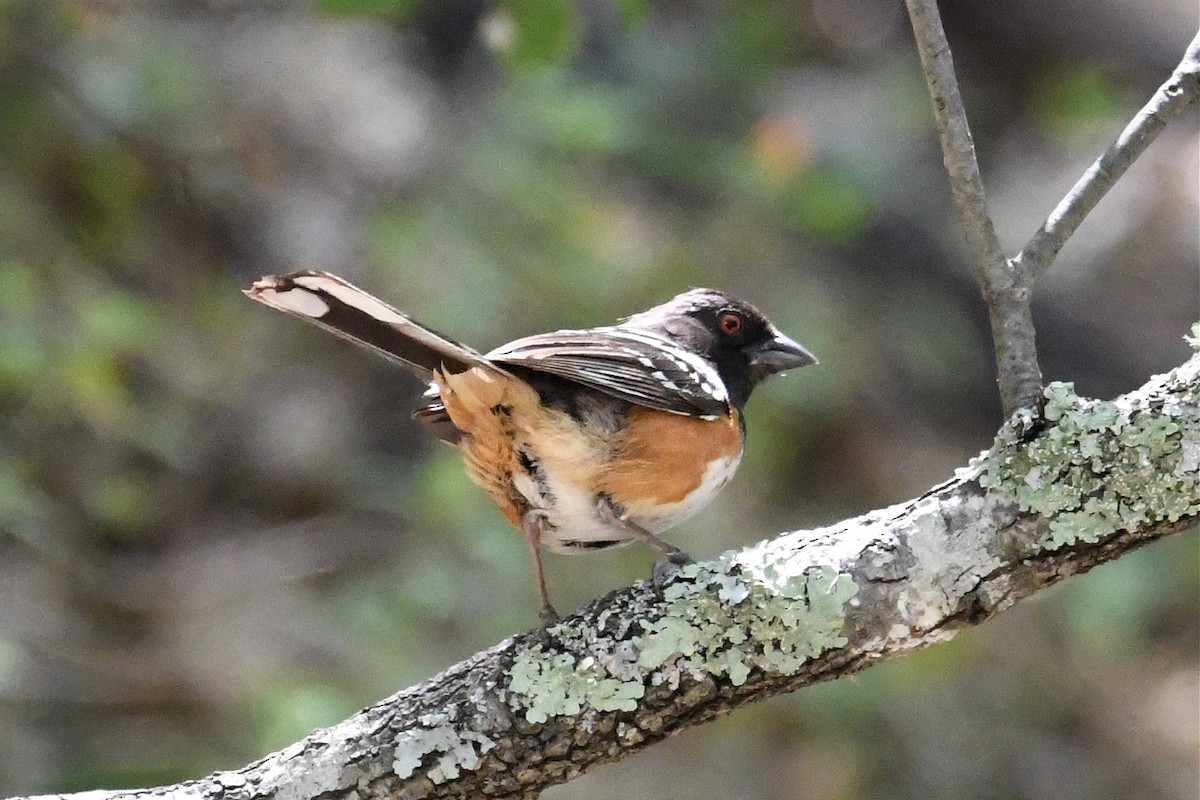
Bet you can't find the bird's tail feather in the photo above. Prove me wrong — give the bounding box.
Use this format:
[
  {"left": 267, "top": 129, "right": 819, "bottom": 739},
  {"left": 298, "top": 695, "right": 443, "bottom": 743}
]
[{"left": 245, "top": 270, "right": 489, "bottom": 380}]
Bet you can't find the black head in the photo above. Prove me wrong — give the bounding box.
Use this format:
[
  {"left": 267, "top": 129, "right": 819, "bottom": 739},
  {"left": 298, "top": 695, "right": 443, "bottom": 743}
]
[{"left": 622, "top": 288, "right": 818, "bottom": 410}]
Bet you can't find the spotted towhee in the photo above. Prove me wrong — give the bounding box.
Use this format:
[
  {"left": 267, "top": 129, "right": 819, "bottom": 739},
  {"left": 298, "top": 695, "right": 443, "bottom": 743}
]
[{"left": 246, "top": 271, "right": 817, "bottom": 622}]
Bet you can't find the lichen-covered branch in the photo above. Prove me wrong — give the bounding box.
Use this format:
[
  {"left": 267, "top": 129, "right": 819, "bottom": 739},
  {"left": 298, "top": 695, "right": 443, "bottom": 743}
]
[
  {"left": 1012, "top": 29, "right": 1200, "bottom": 282},
  {"left": 16, "top": 349, "right": 1200, "bottom": 800},
  {"left": 903, "top": 0, "right": 1043, "bottom": 416}
]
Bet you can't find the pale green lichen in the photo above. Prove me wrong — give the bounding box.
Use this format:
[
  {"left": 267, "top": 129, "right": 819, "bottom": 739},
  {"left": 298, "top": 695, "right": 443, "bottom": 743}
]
[
  {"left": 973, "top": 353, "right": 1200, "bottom": 548},
  {"left": 506, "top": 550, "right": 858, "bottom": 723},
  {"left": 639, "top": 558, "right": 857, "bottom": 685},
  {"left": 391, "top": 712, "right": 495, "bottom": 782},
  {"left": 508, "top": 650, "right": 646, "bottom": 724}
]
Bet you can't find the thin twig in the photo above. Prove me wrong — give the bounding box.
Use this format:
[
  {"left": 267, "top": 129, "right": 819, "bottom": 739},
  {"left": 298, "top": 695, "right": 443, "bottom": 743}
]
[
  {"left": 903, "top": 0, "right": 1043, "bottom": 416},
  {"left": 1013, "top": 29, "right": 1200, "bottom": 282}
]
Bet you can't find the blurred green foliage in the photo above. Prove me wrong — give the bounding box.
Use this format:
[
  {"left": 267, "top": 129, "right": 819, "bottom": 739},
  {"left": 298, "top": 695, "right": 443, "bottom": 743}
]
[
  {"left": 1030, "top": 64, "right": 1126, "bottom": 145},
  {"left": 494, "top": 0, "right": 578, "bottom": 68}
]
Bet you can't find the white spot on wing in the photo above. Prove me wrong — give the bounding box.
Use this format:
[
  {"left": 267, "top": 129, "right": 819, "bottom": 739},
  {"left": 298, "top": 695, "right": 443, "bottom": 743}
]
[
  {"left": 650, "top": 370, "right": 682, "bottom": 391},
  {"left": 606, "top": 328, "right": 728, "bottom": 402}
]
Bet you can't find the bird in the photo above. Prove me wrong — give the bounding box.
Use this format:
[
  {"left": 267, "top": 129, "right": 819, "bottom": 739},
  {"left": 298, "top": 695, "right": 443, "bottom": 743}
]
[{"left": 245, "top": 271, "right": 817, "bottom": 623}]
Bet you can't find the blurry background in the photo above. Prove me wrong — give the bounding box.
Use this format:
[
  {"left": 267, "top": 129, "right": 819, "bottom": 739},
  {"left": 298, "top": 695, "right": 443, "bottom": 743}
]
[{"left": 0, "top": 1, "right": 1196, "bottom": 798}]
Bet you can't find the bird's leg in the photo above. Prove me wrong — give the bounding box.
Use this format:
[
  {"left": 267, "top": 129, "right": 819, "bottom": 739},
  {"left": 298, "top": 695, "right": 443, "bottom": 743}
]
[
  {"left": 520, "top": 509, "right": 560, "bottom": 626},
  {"left": 596, "top": 496, "right": 690, "bottom": 558},
  {"left": 596, "top": 497, "right": 694, "bottom": 586}
]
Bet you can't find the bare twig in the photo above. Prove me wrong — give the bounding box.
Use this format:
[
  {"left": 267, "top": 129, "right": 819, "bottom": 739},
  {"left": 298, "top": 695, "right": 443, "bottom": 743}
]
[
  {"left": 12, "top": 356, "right": 1200, "bottom": 800},
  {"left": 903, "top": 0, "right": 1043, "bottom": 416},
  {"left": 1012, "top": 29, "right": 1200, "bottom": 282}
]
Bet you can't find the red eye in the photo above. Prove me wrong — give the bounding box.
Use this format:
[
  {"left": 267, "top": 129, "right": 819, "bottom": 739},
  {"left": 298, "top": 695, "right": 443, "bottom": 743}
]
[{"left": 718, "top": 311, "right": 743, "bottom": 336}]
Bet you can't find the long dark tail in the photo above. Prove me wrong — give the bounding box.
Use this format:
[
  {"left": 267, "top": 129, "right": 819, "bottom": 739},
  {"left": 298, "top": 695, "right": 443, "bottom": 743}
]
[{"left": 245, "top": 271, "right": 489, "bottom": 380}]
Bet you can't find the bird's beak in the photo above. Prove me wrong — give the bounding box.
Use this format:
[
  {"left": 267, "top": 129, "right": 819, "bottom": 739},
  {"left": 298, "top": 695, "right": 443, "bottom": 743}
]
[{"left": 749, "top": 330, "right": 819, "bottom": 377}]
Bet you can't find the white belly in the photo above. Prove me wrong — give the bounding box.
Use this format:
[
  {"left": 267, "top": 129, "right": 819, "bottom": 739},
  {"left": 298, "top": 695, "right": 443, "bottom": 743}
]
[{"left": 529, "top": 452, "right": 742, "bottom": 555}]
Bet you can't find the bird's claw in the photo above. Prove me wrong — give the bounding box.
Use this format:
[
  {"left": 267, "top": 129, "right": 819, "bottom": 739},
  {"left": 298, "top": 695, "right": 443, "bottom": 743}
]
[{"left": 652, "top": 548, "right": 694, "bottom": 588}]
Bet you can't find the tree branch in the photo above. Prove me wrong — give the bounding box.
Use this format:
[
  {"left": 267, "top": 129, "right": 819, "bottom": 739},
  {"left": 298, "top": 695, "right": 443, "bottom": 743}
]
[
  {"left": 1012, "top": 29, "right": 1200, "bottom": 282},
  {"left": 15, "top": 353, "right": 1200, "bottom": 800},
  {"left": 903, "top": 0, "right": 1043, "bottom": 416}
]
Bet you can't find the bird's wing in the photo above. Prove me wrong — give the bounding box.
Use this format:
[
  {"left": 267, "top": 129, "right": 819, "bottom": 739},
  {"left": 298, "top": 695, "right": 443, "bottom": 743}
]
[{"left": 487, "top": 327, "right": 729, "bottom": 418}]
